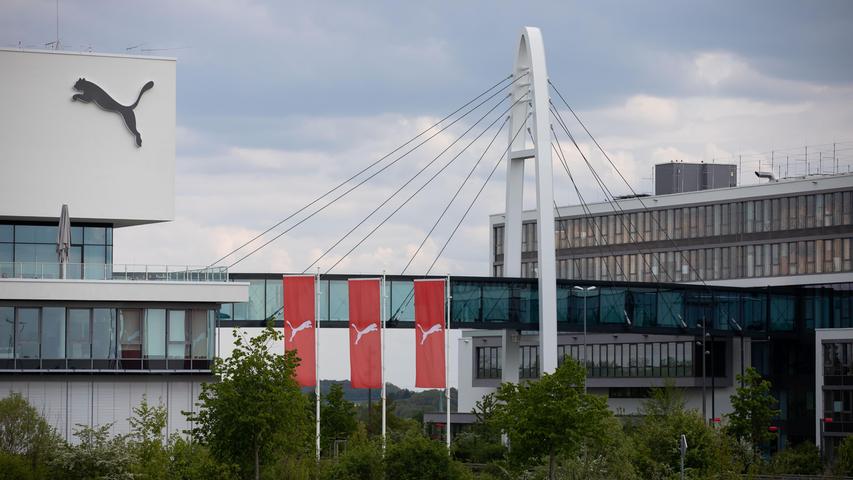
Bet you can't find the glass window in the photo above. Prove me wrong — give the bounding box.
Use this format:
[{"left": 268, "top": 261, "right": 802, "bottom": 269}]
[
  {"left": 476, "top": 346, "right": 502, "bottom": 379},
  {"left": 390, "top": 280, "right": 415, "bottom": 322},
  {"left": 247, "top": 280, "right": 265, "bottom": 320},
  {"left": 92, "top": 308, "right": 116, "bottom": 359},
  {"left": 190, "top": 310, "right": 210, "bottom": 359},
  {"left": 265, "top": 279, "right": 283, "bottom": 320},
  {"left": 84, "top": 226, "right": 107, "bottom": 245},
  {"left": 16, "top": 308, "right": 39, "bottom": 358},
  {"left": 0, "top": 307, "right": 13, "bottom": 358},
  {"left": 83, "top": 245, "right": 106, "bottom": 279},
  {"left": 118, "top": 309, "right": 142, "bottom": 359},
  {"left": 168, "top": 310, "right": 187, "bottom": 359},
  {"left": 67, "top": 309, "right": 91, "bottom": 358},
  {"left": 144, "top": 309, "right": 166, "bottom": 358},
  {"left": 41, "top": 307, "right": 65, "bottom": 358},
  {"left": 0, "top": 225, "right": 12, "bottom": 243}
]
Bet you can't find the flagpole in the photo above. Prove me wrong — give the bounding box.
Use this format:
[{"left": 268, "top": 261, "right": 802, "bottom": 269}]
[
  {"left": 445, "top": 274, "right": 451, "bottom": 450},
  {"left": 315, "top": 270, "right": 321, "bottom": 462},
  {"left": 381, "top": 271, "right": 387, "bottom": 450}
]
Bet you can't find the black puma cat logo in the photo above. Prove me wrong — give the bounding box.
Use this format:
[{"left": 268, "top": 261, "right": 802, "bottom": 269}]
[{"left": 71, "top": 78, "right": 154, "bottom": 147}]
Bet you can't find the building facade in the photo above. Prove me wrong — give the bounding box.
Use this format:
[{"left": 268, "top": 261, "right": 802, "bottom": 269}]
[
  {"left": 0, "top": 48, "right": 247, "bottom": 441},
  {"left": 470, "top": 174, "right": 853, "bottom": 449}
]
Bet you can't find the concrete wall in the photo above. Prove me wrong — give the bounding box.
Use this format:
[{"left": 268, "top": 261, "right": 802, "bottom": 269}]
[
  {"left": 0, "top": 49, "right": 175, "bottom": 227},
  {"left": 0, "top": 374, "right": 210, "bottom": 442}
]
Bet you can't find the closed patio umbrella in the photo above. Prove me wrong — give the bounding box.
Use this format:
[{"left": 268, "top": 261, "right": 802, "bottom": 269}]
[{"left": 57, "top": 204, "right": 70, "bottom": 279}]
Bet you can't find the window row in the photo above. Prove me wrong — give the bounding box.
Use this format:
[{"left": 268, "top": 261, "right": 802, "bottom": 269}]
[
  {"left": 494, "top": 190, "right": 853, "bottom": 253},
  {"left": 0, "top": 306, "right": 214, "bottom": 370},
  {"left": 1, "top": 223, "right": 114, "bottom": 280},
  {"left": 558, "top": 341, "right": 695, "bottom": 378},
  {"left": 0, "top": 224, "right": 113, "bottom": 245},
  {"left": 547, "top": 237, "right": 853, "bottom": 283},
  {"left": 222, "top": 278, "right": 420, "bottom": 323}
]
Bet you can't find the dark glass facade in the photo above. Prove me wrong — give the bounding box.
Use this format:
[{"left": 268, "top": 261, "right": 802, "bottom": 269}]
[
  {"left": 0, "top": 222, "right": 113, "bottom": 279},
  {"left": 0, "top": 305, "right": 215, "bottom": 371}
]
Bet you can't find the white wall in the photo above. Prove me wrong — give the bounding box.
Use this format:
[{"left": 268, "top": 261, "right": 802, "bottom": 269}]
[
  {"left": 0, "top": 375, "right": 209, "bottom": 442},
  {"left": 0, "top": 49, "right": 175, "bottom": 227}
]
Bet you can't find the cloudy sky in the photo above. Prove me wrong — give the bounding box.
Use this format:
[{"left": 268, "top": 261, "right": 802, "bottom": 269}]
[{"left": 4, "top": 0, "right": 853, "bottom": 386}]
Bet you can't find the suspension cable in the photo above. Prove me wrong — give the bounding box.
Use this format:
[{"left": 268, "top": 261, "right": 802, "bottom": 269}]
[
  {"left": 225, "top": 75, "right": 526, "bottom": 269},
  {"left": 549, "top": 80, "right": 709, "bottom": 287},
  {"left": 207, "top": 73, "right": 516, "bottom": 268},
  {"left": 401, "top": 116, "right": 511, "bottom": 274},
  {"left": 314, "top": 94, "right": 524, "bottom": 274}
]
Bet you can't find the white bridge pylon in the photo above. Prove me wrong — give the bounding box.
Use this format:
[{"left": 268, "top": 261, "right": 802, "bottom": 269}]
[{"left": 503, "top": 27, "right": 559, "bottom": 375}]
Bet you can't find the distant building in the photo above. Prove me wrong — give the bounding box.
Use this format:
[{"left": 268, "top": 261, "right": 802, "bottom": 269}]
[{"left": 655, "top": 162, "right": 737, "bottom": 195}]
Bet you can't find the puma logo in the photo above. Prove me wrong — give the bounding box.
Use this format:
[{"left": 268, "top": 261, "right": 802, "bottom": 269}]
[
  {"left": 285, "top": 320, "right": 313, "bottom": 342},
  {"left": 351, "top": 323, "right": 378, "bottom": 345},
  {"left": 72, "top": 78, "right": 154, "bottom": 147},
  {"left": 416, "top": 324, "right": 442, "bottom": 345}
]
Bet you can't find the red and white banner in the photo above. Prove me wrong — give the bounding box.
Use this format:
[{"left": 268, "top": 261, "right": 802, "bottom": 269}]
[
  {"left": 283, "top": 275, "right": 316, "bottom": 387},
  {"left": 415, "top": 279, "right": 446, "bottom": 388},
  {"left": 348, "top": 278, "right": 382, "bottom": 389}
]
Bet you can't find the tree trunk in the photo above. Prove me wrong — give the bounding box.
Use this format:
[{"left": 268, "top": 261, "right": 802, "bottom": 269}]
[
  {"left": 254, "top": 442, "right": 260, "bottom": 480},
  {"left": 549, "top": 450, "right": 556, "bottom": 480}
]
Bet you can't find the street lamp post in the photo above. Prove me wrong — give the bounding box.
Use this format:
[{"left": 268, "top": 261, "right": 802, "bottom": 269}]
[{"left": 574, "top": 286, "right": 596, "bottom": 392}]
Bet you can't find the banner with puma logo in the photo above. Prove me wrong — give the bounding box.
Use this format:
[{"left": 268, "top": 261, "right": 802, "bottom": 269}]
[
  {"left": 414, "top": 279, "right": 446, "bottom": 388},
  {"left": 283, "top": 275, "right": 316, "bottom": 387},
  {"left": 348, "top": 278, "right": 382, "bottom": 389}
]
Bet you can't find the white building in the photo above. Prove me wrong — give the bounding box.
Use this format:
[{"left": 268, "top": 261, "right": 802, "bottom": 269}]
[{"left": 0, "top": 48, "right": 247, "bottom": 441}]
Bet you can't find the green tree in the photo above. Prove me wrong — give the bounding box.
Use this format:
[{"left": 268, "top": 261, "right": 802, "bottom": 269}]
[
  {"left": 766, "top": 442, "right": 822, "bottom": 475},
  {"left": 559, "top": 415, "right": 638, "bottom": 480},
  {"left": 834, "top": 435, "right": 853, "bottom": 476},
  {"left": 385, "top": 432, "right": 473, "bottom": 480},
  {"left": 490, "top": 357, "right": 611, "bottom": 480},
  {"left": 128, "top": 394, "right": 169, "bottom": 479},
  {"left": 187, "top": 325, "right": 312, "bottom": 480},
  {"left": 0, "top": 392, "right": 61, "bottom": 478},
  {"left": 321, "top": 383, "right": 358, "bottom": 454},
  {"left": 629, "top": 384, "right": 723, "bottom": 479},
  {"left": 726, "top": 367, "right": 780, "bottom": 454},
  {"left": 168, "top": 437, "right": 239, "bottom": 480},
  {"left": 319, "top": 427, "right": 384, "bottom": 480},
  {"left": 50, "top": 423, "right": 134, "bottom": 480}
]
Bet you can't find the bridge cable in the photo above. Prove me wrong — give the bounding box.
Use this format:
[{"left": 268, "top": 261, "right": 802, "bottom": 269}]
[
  {"left": 400, "top": 116, "right": 513, "bottom": 275},
  {"left": 550, "top": 116, "right": 670, "bottom": 284},
  {"left": 312, "top": 94, "right": 524, "bottom": 274},
  {"left": 549, "top": 80, "right": 711, "bottom": 289},
  {"left": 206, "top": 73, "right": 516, "bottom": 268},
  {"left": 225, "top": 75, "right": 527, "bottom": 269},
  {"left": 389, "top": 115, "right": 531, "bottom": 320}
]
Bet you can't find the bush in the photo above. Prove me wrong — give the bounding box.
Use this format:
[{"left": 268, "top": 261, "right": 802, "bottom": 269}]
[
  {"left": 834, "top": 435, "right": 853, "bottom": 476},
  {"left": 386, "top": 432, "right": 472, "bottom": 480},
  {"left": 319, "top": 430, "right": 384, "bottom": 480},
  {"left": 767, "top": 442, "right": 822, "bottom": 475}
]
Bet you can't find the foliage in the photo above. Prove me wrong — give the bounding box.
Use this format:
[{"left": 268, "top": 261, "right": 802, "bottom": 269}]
[
  {"left": 319, "top": 427, "right": 384, "bottom": 480},
  {"left": 0, "top": 392, "right": 61, "bottom": 477},
  {"left": 321, "top": 383, "right": 359, "bottom": 453},
  {"left": 766, "top": 441, "right": 822, "bottom": 475},
  {"left": 50, "top": 423, "right": 134, "bottom": 480},
  {"left": 629, "top": 384, "right": 724, "bottom": 479},
  {"left": 385, "top": 432, "right": 473, "bottom": 480},
  {"left": 187, "top": 324, "right": 312, "bottom": 479},
  {"left": 558, "top": 415, "right": 638, "bottom": 480},
  {"left": 834, "top": 435, "right": 853, "bottom": 476},
  {"left": 127, "top": 394, "right": 169, "bottom": 479},
  {"left": 490, "top": 357, "right": 611, "bottom": 479},
  {"left": 452, "top": 431, "right": 506, "bottom": 465},
  {"left": 725, "top": 367, "right": 780, "bottom": 453},
  {"left": 365, "top": 397, "right": 420, "bottom": 442},
  {"left": 168, "top": 437, "right": 239, "bottom": 480}
]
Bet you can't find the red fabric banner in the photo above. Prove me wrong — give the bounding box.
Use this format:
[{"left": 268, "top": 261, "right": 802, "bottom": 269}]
[
  {"left": 283, "top": 275, "right": 316, "bottom": 387},
  {"left": 348, "top": 278, "right": 382, "bottom": 389},
  {"left": 415, "top": 279, "right": 446, "bottom": 388}
]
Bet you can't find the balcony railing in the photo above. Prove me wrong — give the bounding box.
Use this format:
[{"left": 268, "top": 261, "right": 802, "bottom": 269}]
[{"left": 0, "top": 262, "right": 229, "bottom": 282}]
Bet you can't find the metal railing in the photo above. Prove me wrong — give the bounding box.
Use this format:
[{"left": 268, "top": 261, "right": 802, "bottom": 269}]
[{"left": 0, "top": 262, "right": 229, "bottom": 282}]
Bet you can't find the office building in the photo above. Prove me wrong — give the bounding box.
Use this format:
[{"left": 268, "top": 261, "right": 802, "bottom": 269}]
[
  {"left": 0, "top": 48, "right": 247, "bottom": 441},
  {"left": 461, "top": 173, "right": 853, "bottom": 449},
  {"left": 655, "top": 162, "right": 737, "bottom": 195}
]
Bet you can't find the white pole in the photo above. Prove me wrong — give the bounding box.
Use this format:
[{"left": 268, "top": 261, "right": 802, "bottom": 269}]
[
  {"left": 445, "top": 274, "right": 451, "bottom": 450},
  {"left": 381, "top": 272, "right": 387, "bottom": 450},
  {"left": 315, "top": 270, "right": 321, "bottom": 461}
]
